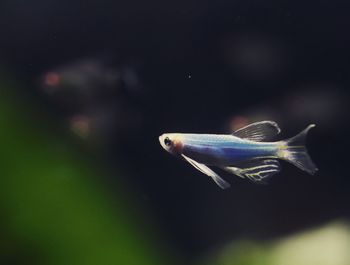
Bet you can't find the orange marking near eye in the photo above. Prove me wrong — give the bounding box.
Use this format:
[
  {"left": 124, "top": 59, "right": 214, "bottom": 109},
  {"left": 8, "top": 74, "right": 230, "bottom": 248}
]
[{"left": 172, "top": 139, "right": 183, "bottom": 153}]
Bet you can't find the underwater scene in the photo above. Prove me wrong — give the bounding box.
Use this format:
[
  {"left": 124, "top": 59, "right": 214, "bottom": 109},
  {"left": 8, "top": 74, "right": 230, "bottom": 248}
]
[{"left": 0, "top": 1, "right": 349, "bottom": 264}]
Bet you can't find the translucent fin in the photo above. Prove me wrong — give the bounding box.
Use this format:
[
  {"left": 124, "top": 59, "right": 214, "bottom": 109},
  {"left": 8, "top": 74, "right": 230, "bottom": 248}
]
[
  {"left": 181, "top": 154, "right": 230, "bottom": 189},
  {"left": 277, "top": 124, "right": 318, "bottom": 175},
  {"left": 222, "top": 166, "right": 245, "bottom": 179},
  {"left": 232, "top": 121, "right": 281, "bottom": 142},
  {"left": 223, "top": 159, "right": 281, "bottom": 184}
]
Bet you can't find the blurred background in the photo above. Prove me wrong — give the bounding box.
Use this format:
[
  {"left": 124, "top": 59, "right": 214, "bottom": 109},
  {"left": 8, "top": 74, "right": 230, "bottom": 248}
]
[{"left": 0, "top": 0, "right": 349, "bottom": 264}]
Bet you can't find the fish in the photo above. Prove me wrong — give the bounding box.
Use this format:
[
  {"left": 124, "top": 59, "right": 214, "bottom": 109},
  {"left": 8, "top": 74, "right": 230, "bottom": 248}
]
[{"left": 159, "top": 121, "right": 318, "bottom": 189}]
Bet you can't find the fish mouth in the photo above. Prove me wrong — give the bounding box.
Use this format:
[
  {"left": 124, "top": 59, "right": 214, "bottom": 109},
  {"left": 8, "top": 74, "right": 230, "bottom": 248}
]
[{"left": 159, "top": 134, "right": 166, "bottom": 150}]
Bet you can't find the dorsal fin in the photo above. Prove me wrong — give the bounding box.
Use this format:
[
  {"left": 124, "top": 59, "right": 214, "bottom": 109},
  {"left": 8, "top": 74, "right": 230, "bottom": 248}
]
[{"left": 232, "top": 121, "right": 281, "bottom": 142}]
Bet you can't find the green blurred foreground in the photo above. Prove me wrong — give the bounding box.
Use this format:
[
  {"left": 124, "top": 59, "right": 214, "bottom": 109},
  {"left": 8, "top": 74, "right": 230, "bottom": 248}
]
[{"left": 0, "top": 75, "right": 170, "bottom": 265}]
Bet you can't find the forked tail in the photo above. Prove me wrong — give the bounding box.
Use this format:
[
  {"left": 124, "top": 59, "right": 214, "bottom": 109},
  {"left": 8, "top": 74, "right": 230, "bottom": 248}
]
[{"left": 277, "top": 124, "right": 318, "bottom": 175}]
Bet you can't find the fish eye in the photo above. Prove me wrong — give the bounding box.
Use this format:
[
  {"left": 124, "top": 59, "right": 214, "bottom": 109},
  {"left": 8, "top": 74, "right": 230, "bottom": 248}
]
[{"left": 164, "top": 137, "right": 172, "bottom": 146}]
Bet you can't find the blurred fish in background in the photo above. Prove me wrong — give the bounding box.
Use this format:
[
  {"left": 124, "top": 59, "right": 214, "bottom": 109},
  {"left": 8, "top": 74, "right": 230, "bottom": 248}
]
[
  {"left": 39, "top": 58, "right": 145, "bottom": 145},
  {"left": 222, "top": 32, "right": 292, "bottom": 81},
  {"left": 226, "top": 85, "right": 346, "bottom": 132}
]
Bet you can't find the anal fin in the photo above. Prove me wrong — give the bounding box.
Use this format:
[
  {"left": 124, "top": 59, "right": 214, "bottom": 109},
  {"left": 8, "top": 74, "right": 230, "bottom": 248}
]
[{"left": 223, "top": 159, "right": 281, "bottom": 184}]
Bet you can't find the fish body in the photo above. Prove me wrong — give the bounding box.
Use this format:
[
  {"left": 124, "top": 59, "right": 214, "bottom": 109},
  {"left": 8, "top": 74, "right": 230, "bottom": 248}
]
[
  {"left": 159, "top": 121, "right": 318, "bottom": 189},
  {"left": 179, "top": 134, "right": 277, "bottom": 166}
]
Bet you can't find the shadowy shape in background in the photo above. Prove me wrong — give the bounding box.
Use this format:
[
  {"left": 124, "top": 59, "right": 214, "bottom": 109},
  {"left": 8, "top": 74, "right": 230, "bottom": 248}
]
[{"left": 40, "top": 58, "right": 145, "bottom": 145}]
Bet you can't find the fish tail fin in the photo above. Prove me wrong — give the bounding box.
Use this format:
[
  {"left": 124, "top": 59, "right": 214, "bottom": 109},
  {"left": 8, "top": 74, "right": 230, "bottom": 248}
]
[{"left": 277, "top": 124, "right": 318, "bottom": 175}]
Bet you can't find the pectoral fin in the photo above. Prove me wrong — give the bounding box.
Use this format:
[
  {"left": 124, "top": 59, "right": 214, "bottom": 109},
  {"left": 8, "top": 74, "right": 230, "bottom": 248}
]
[
  {"left": 223, "top": 159, "right": 281, "bottom": 184},
  {"left": 232, "top": 121, "right": 281, "bottom": 142},
  {"left": 181, "top": 154, "right": 230, "bottom": 189}
]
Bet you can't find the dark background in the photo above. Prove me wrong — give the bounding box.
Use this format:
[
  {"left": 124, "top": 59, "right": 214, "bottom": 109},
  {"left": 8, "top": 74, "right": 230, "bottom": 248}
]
[{"left": 0, "top": 0, "right": 349, "bottom": 263}]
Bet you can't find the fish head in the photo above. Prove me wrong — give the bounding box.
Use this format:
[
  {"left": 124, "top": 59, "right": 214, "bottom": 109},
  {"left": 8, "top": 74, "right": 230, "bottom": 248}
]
[{"left": 159, "top": 133, "right": 184, "bottom": 155}]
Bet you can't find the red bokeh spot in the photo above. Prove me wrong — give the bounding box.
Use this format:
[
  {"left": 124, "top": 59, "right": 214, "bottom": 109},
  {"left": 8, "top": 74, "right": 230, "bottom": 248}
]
[
  {"left": 230, "top": 116, "right": 249, "bottom": 131},
  {"left": 44, "top": 72, "right": 60, "bottom": 87},
  {"left": 70, "top": 115, "right": 90, "bottom": 138}
]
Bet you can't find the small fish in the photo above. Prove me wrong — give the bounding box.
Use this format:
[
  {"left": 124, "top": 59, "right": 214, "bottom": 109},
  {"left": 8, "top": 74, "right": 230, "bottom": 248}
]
[{"left": 159, "top": 121, "right": 318, "bottom": 189}]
